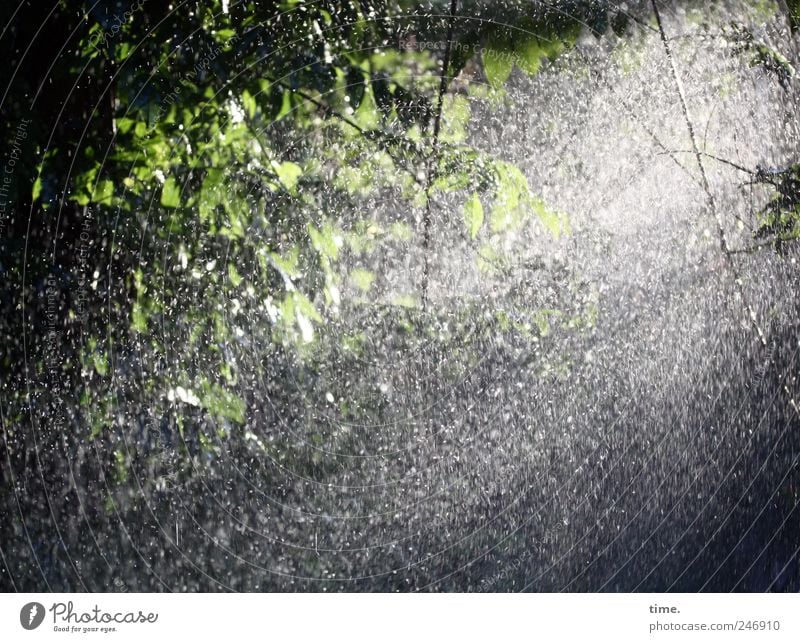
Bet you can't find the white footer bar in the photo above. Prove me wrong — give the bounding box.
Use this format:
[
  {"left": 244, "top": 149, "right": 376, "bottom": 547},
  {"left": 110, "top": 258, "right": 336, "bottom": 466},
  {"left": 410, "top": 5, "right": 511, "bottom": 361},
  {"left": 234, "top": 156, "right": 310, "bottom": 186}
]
[{"left": 2, "top": 593, "right": 797, "bottom": 641}]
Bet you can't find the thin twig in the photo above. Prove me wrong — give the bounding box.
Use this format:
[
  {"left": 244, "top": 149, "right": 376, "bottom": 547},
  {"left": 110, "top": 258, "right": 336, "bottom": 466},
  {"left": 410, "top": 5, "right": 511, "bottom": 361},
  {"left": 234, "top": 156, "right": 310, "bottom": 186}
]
[
  {"left": 577, "top": 53, "right": 701, "bottom": 191},
  {"left": 655, "top": 149, "right": 755, "bottom": 174},
  {"left": 273, "top": 80, "right": 427, "bottom": 188},
  {"left": 651, "top": 0, "right": 799, "bottom": 417},
  {"left": 421, "top": 0, "right": 459, "bottom": 310},
  {"left": 727, "top": 237, "right": 800, "bottom": 254}
]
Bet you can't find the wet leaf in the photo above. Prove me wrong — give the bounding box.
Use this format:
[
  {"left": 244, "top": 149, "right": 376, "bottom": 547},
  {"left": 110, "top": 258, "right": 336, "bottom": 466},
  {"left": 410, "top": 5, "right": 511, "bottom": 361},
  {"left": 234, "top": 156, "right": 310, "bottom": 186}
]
[
  {"left": 463, "top": 192, "right": 484, "bottom": 239},
  {"left": 160, "top": 177, "right": 181, "bottom": 208}
]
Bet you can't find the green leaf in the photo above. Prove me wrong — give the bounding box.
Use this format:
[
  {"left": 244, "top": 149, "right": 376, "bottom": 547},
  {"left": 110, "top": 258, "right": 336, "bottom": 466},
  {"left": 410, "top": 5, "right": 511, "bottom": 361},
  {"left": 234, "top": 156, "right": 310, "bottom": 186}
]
[
  {"left": 483, "top": 51, "right": 513, "bottom": 87},
  {"left": 198, "top": 379, "right": 246, "bottom": 424},
  {"left": 71, "top": 165, "right": 98, "bottom": 206},
  {"left": 273, "top": 161, "right": 302, "bottom": 193},
  {"left": 31, "top": 177, "right": 42, "bottom": 202},
  {"left": 215, "top": 28, "right": 237, "bottom": 42},
  {"left": 241, "top": 90, "right": 257, "bottom": 119},
  {"left": 93, "top": 179, "right": 114, "bottom": 206},
  {"left": 489, "top": 161, "right": 569, "bottom": 237},
  {"left": 117, "top": 41, "right": 133, "bottom": 61},
  {"left": 131, "top": 301, "right": 148, "bottom": 333},
  {"left": 463, "top": 192, "right": 484, "bottom": 239},
  {"left": 160, "top": 177, "right": 181, "bottom": 208},
  {"left": 292, "top": 291, "right": 322, "bottom": 323},
  {"left": 531, "top": 196, "right": 570, "bottom": 238},
  {"left": 513, "top": 17, "right": 580, "bottom": 75},
  {"left": 392, "top": 294, "right": 417, "bottom": 308},
  {"left": 390, "top": 221, "right": 412, "bottom": 241},
  {"left": 353, "top": 87, "right": 380, "bottom": 130},
  {"left": 490, "top": 162, "right": 528, "bottom": 232},
  {"left": 199, "top": 169, "right": 224, "bottom": 222},
  {"left": 227, "top": 263, "right": 242, "bottom": 287},
  {"left": 514, "top": 36, "right": 544, "bottom": 76},
  {"left": 350, "top": 267, "right": 375, "bottom": 292},
  {"left": 441, "top": 95, "right": 470, "bottom": 143},
  {"left": 483, "top": 29, "right": 515, "bottom": 87},
  {"left": 269, "top": 247, "right": 301, "bottom": 281},
  {"left": 308, "top": 222, "right": 341, "bottom": 261},
  {"left": 279, "top": 291, "right": 322, "bottom": 344},
  {"left": 116, "top": 117, "right": 135, "bottom": 134},
  {"left": 92, "top": 350, "right": 108, "bottom": 376}
]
